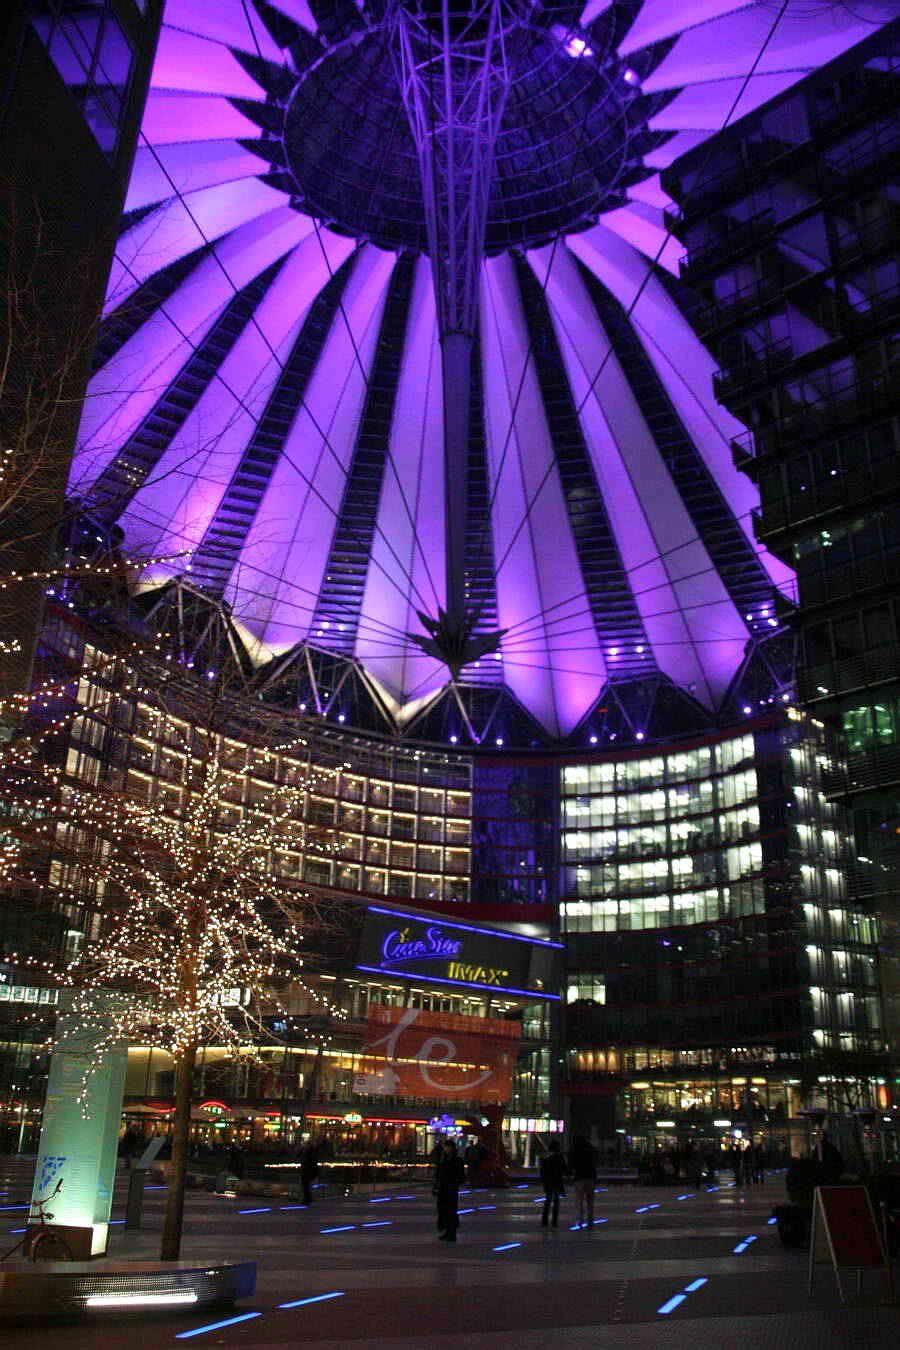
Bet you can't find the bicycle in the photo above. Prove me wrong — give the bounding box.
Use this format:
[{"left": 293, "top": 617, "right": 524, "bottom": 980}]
[{"left": 1, "top": 1179, "right": 74, "bottom": 1262}]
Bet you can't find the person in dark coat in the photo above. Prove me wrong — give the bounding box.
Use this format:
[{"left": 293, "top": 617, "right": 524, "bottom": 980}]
[
  {"left": 540, "top": 1138, "right": 567, "bottom": 1228},
  {"left": 433, "top": 1139, "right": 465, "bottom": 1242},
  {"left": 300, "top": 1140, "right": 319, "bottom": 1205},
  {"left": 228, "top": 1142, "right": 245, "bottom": 1180},
  {"left": 568, "top": 1134, "right": 597, "bottom": 1228}
]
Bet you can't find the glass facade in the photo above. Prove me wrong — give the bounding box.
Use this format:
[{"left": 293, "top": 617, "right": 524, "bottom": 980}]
[
  {"left": 560, "top": 733, "right": 759, "bottom": 932},
  {"left": 559, "top": 714, "right": 887, "bottom": 1145},
  {"left": 64, "top": 644, "right": 474, "bottom": 912},
  {"left": 32, "top": 1, "right": 134, "bottom": 159}
]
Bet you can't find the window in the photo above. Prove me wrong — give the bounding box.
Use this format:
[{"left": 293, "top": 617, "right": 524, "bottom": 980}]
[
  {"left": 32, "top": 1, "right": 134, "bottom": 160},
  {"left": 566, "top": 974, "right": 606, "bottom": 1004}
]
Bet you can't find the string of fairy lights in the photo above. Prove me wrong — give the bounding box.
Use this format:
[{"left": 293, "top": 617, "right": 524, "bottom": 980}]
[{"left": 0, "top": 647, "right": 354, "bottom": 1116}]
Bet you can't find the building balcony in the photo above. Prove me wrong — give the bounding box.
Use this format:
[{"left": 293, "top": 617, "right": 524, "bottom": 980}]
[
  {"left": 713, "top": 336, "right": 794, "bottom": 401},
  {"left": 801, "top": 644, "right": 900, "bottom": 702},
  {"left": 821, "top": 742, "right": 900, "bottom": 799},
  {"left": 665, "top": 141, "right": 797, "bottom": 229},
  {"left": 679, "top": 210, "right": 776, "bottom": 280},
  {"left": 694, "top": 273, "right": 785, "bottom": 338},
  {"left": 818, "top": 118, "right": 900, "bottom": 195},
  {"left": 730, "top": 367, "right": 900, "bottom": 460},
  {"left": 755, "top": 452, "right": 900, "bottom": 544},
  {"left": 834, "top": 211, "right": 899, "bottom": 265},
  {"left": 800, "top": 550, "right": 899, "bottom": 611}
]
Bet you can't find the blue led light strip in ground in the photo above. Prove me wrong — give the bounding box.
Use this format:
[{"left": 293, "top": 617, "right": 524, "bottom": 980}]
[
  {"left": 239, "top": 1207, "right": 271, "bottom": 1214},
  {"left": 321, "top": 1225, "right": 355, "bottom": 1234},
  {"left": 365, "top": 906, "right": 564, "bottom": 947},
  {"left": 280, "top": 1205, "right": 307, "bottom": 1211},
  {"left": 0, "top": 1205, "right": 29, "bottom": 1211},
  {"left": 733, "top": 1234, "right": 759, "bottom": 1253},
  {"left": 458, "top": 1207, "right": 475, "bottom": 1214},
  {"left": 176, "top": 1312, "right": 262, "bottom": 1339},
  {"left": 369, "top": 1196, "right": 392, "bottom": 1203},
  {"left": 363, "top": 1221, "right": 392, "bottom": 1228},
  {"left": 657, "top": 1277, "right": 708, "bottom": 1315},
  {"left": 279, "top": 1292, "right": 345, "bottom": 1310},
  {"left": 768, "top": 1216, "right": 778, "bottom": 1224},
  {"left": 355, "top": 966, "right": 561, "bottom": 1000},
  {"left": 493, "top": 1243, "right": 521, "bottom": 1251}
]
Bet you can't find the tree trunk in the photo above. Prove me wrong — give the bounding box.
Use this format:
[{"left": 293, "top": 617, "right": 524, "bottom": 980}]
[{"left": 160, "top": 1038, "right": 197, "bottom": 1261}]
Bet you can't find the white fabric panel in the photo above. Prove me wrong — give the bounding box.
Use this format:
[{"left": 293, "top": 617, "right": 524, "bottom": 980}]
[
  {"left": 356, "top": 257, "right": 446, "bottom": 704},
  {"left": 482, "top": 254, "right": 606, "bottom": 737},
  {"left": 647, "top": 73, "right": 801, "bottom": 130},
  {"left": 579, "top": 0, "right": 613, "bottom": 26},
  {"left": 119, "top": 231, "right": 355, "bottom": 578},
  {"left": 74, "top": 209, "right": 314, "bottom": 485},
  {"left": 142, "top": 93, "right": 264, "bottom": 145},
  {"left": 105, "top": 179, "right": 289, "bottom": 314},
  {"left": 533, "top": 244, "right": 747, "bottom": 708},
  {"left": 619, "top": 0, "right": 751, "bottom": 55},
  {"left": 150, "top": 27, "right": 264, "bottom": 97},
  {"left": 627, "top": 174, "right": 672, "bottom": 210},
  {"left": 643, "top": 5, "right": 894, "bottom": 90},
  {"left": 599, "top": 202, "right": 681, "bottom": 272},
  {"left": 644, "top": 131, "right": 708, "bottom": 169},
  {"left": 227, "top": 246, "right": 396, "bottom": 657},
  {"left": 568, "top": 221, "right": 793, "bottom": 596},
  {"left": 126, "top": 141, "right": 270, "bottom": 213},
  {"left": 162, "top": 0, "right": 284, "bottom": 60}
]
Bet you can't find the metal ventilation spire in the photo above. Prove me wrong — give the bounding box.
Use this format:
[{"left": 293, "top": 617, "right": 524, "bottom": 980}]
[{"left": 389, "top": 0, "right": 524, "bottom": 674}]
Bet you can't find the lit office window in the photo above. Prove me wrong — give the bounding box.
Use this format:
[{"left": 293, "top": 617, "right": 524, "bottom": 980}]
[{"left": 31, "top": 1, "right": 134, "bottom": 160}]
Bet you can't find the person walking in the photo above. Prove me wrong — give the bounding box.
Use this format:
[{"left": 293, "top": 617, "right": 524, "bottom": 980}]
[
  {"left": 568, "top": 1134, "right": 597, "bottom": 1229},
  {"left": 540, "top": 1138, "right": 567, "bottom": 1229},
  {"left": 433, "top": 1138, "right": 465, "bottom": 1242},
  {"left": 300, "top": 1139, "right": 319, "bottom": 1205}
]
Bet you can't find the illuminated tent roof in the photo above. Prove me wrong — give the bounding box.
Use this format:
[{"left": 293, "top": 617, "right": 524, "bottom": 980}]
[{"left": 70, "top": 0, "right": 893, "bottom": 740}]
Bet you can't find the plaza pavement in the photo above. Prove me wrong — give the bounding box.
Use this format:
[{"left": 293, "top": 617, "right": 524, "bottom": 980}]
[{"left": 0, "top": 1159, "right": 895, "bottom": 1348}]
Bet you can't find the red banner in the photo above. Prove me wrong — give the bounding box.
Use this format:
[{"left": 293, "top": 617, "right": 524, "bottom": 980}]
[{"left": 354, "top": 1006, "right": 520, "bottom": 1104}]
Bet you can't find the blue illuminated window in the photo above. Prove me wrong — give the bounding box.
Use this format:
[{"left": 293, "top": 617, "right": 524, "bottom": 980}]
[{"left": 31, "top": 1, "right": 134, "bottom": 161}]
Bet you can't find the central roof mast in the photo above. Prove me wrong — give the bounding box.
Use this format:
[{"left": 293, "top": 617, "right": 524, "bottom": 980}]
[{"left": 388, "top": 0, "right": 525, "bottom": 676}]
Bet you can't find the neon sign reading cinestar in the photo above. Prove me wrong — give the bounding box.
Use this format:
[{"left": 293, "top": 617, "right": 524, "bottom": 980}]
[
  {"left": 381, "top": 926, "right": 463, "bottom": 965},
  {"left": 356, "top": 906, "right": 562, "bottom": 1000}
]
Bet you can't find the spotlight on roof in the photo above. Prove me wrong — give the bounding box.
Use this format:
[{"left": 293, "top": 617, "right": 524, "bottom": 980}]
[
  {"left": 495, "top": 737, "right": 504, "bottom": 747},
  {"left": 565, "top": 35, "right": 593, "bottom": 58},
  {"left": 623, "top": 67, "right": 640, "bottom": 86},
  {"left": 635, "top": 731, "right": 644, "bottom": 741},
  {"left": 589, "top": 735, "right": 598, "bottom": 745},
  {"left": 450, "top": 735, "right": 458, "bottom": 744}
]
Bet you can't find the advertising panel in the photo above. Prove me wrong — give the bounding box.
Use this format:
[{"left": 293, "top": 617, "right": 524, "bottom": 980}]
[
  {"left": 355, "top": 905, "right": 561, "bottom": 1000},
  {"left": 353, "top": 1004, "right": 521, "bottom": 1104}
]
